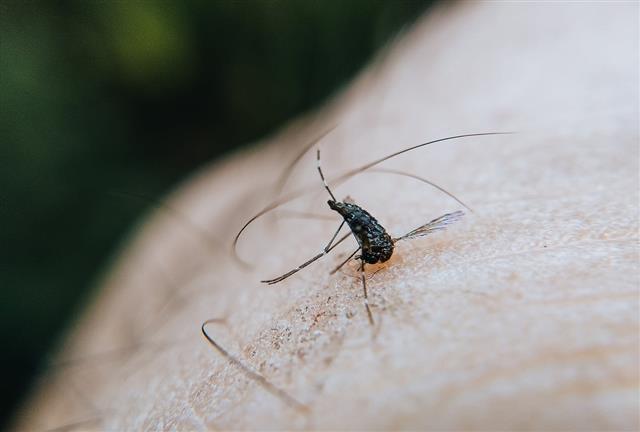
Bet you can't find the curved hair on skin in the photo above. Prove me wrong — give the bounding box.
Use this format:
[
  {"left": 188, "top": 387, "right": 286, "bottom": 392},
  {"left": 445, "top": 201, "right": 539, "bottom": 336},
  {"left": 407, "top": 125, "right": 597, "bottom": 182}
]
[
  {"left": 232, "top": 131, "right": 512, "bottom": 264},
  {"left": 274, "top": 124, "right": 339, "bottom": 198},
  {"left": 201, "top": 319, "right": 309, "bottom": 413}
]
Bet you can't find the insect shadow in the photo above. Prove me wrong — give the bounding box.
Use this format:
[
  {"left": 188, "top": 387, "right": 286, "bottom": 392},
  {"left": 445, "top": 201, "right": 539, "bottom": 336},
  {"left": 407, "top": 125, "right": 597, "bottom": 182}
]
[{"left": 202, "top": 130, "right": 511, "bottom": 411}]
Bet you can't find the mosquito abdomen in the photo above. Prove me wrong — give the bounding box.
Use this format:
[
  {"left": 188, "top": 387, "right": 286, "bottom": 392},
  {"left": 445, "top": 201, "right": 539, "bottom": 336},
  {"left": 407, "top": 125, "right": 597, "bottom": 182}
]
[{"left": 327, "top": 200, "right": 394, "bottom": 264}]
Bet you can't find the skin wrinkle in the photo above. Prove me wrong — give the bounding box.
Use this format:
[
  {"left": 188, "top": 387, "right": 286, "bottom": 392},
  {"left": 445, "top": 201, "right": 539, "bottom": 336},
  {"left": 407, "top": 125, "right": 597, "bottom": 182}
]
[{"left": 14, "top": 1, "right": 640, "bottom": 431}]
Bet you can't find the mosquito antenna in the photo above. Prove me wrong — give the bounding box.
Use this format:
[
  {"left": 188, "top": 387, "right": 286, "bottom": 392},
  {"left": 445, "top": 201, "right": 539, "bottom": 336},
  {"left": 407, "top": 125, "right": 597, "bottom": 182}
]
[
  {"left": 201, "top": 319, "right": 309, "bottom": 412},
  {"left": 364, "top": 168, "right": 474, "bottom": 212},
  {"left": 232, "top": 132, "right": 511, "bottom": 263},
  {"left": 316, "top": 149, "right": 337, "bottom": 201}
]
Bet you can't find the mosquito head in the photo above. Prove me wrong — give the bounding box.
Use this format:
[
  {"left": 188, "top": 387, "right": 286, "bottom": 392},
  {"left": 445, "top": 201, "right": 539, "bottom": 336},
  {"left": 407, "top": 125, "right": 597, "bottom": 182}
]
[{"left": 327, "top": 199, "right": 349, "bottom": 217}]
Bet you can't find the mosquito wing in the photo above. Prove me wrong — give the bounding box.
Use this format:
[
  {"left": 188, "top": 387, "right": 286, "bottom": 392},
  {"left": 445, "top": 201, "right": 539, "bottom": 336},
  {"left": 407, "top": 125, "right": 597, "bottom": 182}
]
[{"left": 395, "top": 210, "right": 465, "bottom": 242}]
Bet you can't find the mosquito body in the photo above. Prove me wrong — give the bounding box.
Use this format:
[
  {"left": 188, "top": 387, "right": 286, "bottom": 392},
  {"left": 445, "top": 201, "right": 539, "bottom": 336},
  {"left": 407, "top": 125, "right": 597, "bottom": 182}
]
[{"left": 328, "top": 200, "right": 394, "bottom": 264}]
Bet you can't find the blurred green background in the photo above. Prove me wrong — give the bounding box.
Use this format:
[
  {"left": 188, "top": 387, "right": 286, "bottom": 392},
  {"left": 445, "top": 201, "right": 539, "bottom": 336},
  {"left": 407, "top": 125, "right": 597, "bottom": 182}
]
[{"left": 0, "top": 0, "right": 432, "bottom": 427}]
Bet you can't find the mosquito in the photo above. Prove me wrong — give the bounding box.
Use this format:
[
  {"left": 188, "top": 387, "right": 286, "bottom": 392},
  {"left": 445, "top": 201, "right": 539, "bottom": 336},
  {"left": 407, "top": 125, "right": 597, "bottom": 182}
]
[
  {"left": 261, "top": 147, "right": 468, "bottom": 325},
  {"left": 202, "top": 131, "right": 511, "bottom": 410}
]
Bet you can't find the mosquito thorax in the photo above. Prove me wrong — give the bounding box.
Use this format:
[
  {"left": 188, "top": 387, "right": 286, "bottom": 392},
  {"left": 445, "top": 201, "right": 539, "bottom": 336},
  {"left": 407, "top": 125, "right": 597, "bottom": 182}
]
[{"left": 327, "top": 200, "right": 352, "bottom": 218}]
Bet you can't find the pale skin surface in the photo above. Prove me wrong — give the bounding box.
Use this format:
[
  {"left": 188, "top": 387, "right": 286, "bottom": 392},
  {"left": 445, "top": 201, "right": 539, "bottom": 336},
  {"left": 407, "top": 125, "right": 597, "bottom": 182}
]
[{"left": 14, "top": 2, "right": 639, "bottom": 431}]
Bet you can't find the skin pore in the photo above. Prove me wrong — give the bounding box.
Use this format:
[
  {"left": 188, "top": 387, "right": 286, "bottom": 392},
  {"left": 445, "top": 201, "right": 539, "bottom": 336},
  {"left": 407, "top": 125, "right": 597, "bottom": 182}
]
[{"left": 15, "top": 2, "right": 638, "bottom": 430}]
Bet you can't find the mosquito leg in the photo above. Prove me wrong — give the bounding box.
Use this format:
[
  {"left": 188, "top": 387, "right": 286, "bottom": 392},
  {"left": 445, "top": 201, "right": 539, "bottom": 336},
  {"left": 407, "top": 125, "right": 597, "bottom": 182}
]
[
  {"left": 330, "top": 247, "right": 360, "bottom": 275},
  {"left": 201, "top": 319, "right": 308, "bottom": 412},
  {"left": 324, "top": 220, "right": 345, "bottom": 251},
  {"left": 360, "top": 260, "right": 375, "bottom": 326},
  {"left": 262, "top": 222, "right": 350, "bottom": 285}
]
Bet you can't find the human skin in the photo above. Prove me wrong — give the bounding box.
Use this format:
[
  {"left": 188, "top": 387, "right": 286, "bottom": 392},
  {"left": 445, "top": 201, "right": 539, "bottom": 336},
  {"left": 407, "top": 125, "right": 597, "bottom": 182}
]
[{"left": 15, "top": 2, "right": 639, "bottom": 431}]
